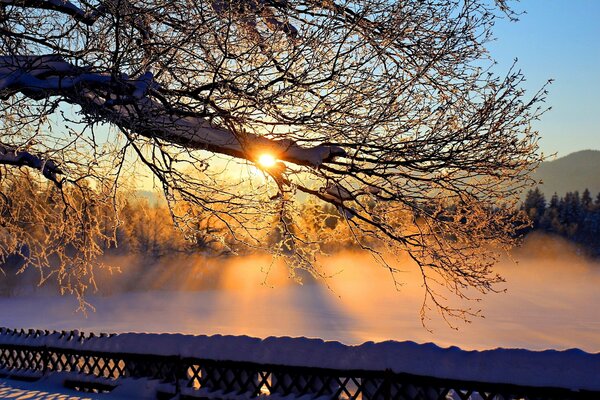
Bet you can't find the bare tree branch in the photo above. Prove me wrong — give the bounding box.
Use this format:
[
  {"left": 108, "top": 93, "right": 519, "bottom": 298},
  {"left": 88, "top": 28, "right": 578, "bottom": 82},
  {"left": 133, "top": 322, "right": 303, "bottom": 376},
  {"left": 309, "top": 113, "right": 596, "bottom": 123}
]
[
  {"left": 0, "top": 55, "right": 345, "bottom": 168},
  {"left": 0, "top": 0, "right": 99, "bottom": 25},
  {"left": 0, "top": 144, "right": 63, "bottom": 186}
]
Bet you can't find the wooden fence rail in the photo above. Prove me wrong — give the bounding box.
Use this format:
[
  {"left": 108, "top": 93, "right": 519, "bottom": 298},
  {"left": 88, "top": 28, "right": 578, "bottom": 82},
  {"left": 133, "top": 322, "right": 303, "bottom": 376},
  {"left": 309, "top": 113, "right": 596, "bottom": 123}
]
[{"left": 0, "top": 328, "right": 598, "bottom": 400}]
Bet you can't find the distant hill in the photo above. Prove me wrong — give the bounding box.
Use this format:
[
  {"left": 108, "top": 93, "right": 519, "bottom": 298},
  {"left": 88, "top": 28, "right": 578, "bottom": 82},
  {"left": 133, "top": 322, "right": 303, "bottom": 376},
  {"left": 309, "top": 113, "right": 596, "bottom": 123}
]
[{"left": 532, "top": 150, "right": 600, "bottom": 197}]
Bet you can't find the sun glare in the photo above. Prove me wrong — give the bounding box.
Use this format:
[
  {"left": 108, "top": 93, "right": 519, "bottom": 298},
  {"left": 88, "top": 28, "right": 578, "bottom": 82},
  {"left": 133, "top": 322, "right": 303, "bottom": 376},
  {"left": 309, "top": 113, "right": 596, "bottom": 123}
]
[{"left": 257, "top": 153, "right": 277, "bottom": 168}]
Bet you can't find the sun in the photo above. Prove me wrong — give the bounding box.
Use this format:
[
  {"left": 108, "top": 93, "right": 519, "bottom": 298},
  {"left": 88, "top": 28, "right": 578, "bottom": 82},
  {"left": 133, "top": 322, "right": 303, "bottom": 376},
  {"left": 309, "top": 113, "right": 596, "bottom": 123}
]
[{"left": 257, "top": 153, "right": 277, "bottom": 168}]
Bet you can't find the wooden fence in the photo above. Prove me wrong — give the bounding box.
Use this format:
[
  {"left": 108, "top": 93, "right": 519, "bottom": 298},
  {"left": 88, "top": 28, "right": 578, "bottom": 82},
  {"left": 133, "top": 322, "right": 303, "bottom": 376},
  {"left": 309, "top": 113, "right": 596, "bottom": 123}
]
[{"left": 0, "top": 328, "right": 598, "bottom": 399}]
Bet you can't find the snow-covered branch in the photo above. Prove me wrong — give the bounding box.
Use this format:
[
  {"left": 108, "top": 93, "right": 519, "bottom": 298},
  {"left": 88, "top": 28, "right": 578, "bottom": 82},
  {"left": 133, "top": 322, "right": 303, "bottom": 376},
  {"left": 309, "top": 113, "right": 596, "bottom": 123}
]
[
  {"left": 0, "top": 0, "right": 99, "bottom": 25},
  {"left": 0, "top": 144, "right": 63, "bottom": 186},
  {"left": 0, "top": 55, "right": 345, "bottom": 169}
]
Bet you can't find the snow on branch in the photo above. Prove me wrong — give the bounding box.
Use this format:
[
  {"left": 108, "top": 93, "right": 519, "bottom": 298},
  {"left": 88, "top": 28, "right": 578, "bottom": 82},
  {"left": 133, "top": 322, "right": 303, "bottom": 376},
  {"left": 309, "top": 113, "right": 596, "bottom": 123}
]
[
  {"left": 211, "top": 0, "right": 298, "bottom": 41},
  {"left": 0, "top": 0, "right": 99, "bottom": 25},
  {"left": 0, "top": 55, "right": 345, "bottom": 169},
  {"left": 0, "top": 144, "right": 63, "bottom": 186}
]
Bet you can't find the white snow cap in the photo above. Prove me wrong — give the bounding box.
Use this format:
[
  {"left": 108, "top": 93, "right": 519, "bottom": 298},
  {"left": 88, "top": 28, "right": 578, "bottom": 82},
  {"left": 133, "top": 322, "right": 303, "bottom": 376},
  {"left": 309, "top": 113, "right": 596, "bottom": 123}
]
[{"left": 324, "top": 183, "right": 354, "bottom": 201}]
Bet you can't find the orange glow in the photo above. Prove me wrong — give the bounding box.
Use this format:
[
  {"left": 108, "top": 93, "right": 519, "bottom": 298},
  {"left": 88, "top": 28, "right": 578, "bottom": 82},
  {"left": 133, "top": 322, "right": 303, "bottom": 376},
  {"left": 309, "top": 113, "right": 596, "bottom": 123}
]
[{"left": 257, "top": 153, "right": 277, "bottom": 168}]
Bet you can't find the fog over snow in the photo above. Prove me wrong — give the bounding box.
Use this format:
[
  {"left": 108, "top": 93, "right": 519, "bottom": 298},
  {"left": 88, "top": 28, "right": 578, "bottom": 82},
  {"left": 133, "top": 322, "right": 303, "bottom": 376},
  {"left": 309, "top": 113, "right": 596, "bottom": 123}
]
[{"left": 1, "top": 234, "right": 599, "bottom": 353}]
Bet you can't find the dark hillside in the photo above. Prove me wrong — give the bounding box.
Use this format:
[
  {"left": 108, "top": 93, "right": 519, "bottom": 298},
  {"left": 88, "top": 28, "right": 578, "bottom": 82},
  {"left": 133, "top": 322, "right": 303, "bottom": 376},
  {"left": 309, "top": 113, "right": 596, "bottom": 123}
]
[{"left": 533, "top": 150, "right": 600, "bottom": 196}]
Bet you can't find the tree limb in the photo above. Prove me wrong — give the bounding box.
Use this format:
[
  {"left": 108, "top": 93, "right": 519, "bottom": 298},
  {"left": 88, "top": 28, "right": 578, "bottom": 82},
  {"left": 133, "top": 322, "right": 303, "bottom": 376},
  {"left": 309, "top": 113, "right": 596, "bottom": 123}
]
[
  {"left": 0, "top": 55, "right": 345, "bottom": 169},
  {"left": 0, "top": 0, "right": 99, "bottom": 25},
  {"left": 0, "top": 144, "right": 63, "bottom": 186}
]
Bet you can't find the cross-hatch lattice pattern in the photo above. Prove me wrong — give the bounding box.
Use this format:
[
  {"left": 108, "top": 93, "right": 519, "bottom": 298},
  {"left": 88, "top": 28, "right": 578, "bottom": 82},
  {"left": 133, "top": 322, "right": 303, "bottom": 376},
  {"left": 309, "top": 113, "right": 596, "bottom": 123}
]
[{"left": 178, "top": 359, "right": 595, "bottom": 400}]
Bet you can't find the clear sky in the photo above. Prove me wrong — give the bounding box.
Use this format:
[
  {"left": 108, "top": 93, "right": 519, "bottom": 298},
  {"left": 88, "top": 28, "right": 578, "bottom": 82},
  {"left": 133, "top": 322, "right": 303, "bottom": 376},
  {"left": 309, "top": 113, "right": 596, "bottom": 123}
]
[{"left": 489, "top": 0, "right": 600, "bottom": 157}]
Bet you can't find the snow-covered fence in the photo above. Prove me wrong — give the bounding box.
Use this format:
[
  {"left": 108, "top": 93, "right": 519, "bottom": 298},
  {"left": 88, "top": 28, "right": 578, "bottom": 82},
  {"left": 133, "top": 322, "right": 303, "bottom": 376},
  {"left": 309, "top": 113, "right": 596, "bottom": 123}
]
[{"left": 1, "top": 327, "right": 599, "bottom": 399}]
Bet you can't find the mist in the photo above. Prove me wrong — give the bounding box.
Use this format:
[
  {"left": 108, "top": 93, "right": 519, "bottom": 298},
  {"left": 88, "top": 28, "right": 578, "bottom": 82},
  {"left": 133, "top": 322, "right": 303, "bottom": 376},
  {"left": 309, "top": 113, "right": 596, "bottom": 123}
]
[{"left": 1, "top": 233, "right": 599, "bottom": 352}]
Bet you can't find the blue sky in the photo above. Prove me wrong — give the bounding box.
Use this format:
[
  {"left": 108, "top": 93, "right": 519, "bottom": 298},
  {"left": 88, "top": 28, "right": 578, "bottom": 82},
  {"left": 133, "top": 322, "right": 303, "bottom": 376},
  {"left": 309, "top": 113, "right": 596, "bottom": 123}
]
[{"left": 489, "top": 0, "right": 600, "bottom": 157}]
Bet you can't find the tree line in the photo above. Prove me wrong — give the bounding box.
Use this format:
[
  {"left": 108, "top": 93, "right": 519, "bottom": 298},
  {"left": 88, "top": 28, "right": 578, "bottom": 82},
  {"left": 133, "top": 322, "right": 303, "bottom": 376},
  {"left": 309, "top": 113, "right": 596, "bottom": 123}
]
[
  {"left": 0, "top": 172, "right": 357, "bottom": 296},
  {"left": 4, "top": 178, "right": 599, "bottom": 297},
  {"left": 521, "top": 188, "right": 600, "bottom": 256}
]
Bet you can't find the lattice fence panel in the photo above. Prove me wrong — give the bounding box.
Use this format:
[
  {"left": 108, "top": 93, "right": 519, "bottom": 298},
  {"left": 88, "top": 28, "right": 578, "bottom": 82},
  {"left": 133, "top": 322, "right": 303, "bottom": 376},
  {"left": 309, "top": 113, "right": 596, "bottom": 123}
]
[
  {"left": 1, "top": 328, "right": 598, "bottom": 400},
  {"left": 183, "top": 359, "right": 263, "bottom": 396}
]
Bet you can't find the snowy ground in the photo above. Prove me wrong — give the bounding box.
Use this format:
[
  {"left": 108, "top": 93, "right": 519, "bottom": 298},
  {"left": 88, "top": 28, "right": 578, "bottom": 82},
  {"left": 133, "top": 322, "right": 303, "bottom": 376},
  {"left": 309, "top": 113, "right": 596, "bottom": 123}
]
[
  {"left": 0, "top": 376, "right": 160, "bottom": 399},
  {"left": 0, "top": 377, "right": 106, "bottom": 399},
  {"left": 1, "top": 235, "right": 599, "bottom": 353}
]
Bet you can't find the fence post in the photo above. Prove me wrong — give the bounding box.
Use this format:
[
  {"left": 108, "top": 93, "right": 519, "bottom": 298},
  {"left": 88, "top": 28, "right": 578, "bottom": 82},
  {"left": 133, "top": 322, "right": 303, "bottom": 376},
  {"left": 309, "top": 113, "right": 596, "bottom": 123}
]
[
  {"left": 41, "top": 346, "right": 48, "bottom": 375},
  {"left": 175, "top": 356, "right": 182, "bottom": 397},
  {"left": 384, "top": 369, "right": 393, "bottom": 400}
]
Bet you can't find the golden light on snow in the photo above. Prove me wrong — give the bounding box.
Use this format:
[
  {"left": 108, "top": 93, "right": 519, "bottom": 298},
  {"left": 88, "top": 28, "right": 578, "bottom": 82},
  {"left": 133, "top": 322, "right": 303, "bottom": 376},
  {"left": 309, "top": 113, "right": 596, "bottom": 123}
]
[{"left": 257, "top": 153, "right": 277, "bottom": 169}]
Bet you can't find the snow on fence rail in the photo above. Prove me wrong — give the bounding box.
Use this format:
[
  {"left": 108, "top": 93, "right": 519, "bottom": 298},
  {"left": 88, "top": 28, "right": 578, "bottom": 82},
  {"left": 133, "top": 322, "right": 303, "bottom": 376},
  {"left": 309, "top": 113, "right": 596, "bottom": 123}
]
[{"left": 0, "top": 327, "right": 599, "bottom": 399}]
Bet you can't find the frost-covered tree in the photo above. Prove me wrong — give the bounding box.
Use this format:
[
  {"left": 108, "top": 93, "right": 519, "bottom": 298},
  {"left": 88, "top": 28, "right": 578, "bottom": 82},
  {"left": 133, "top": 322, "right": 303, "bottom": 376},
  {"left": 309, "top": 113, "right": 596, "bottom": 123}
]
[{"left": 0, "top": 0, "right": 545, "bottom": 321}]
